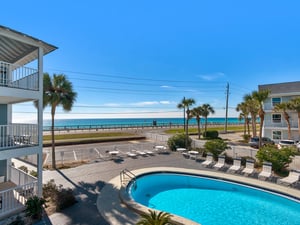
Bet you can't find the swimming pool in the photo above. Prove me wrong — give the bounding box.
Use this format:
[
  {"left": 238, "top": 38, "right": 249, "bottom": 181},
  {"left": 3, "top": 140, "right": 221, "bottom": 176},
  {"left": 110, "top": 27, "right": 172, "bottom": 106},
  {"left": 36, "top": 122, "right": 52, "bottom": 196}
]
[{"left": 128, "top": 172, "right": 300, "bottom": 225}]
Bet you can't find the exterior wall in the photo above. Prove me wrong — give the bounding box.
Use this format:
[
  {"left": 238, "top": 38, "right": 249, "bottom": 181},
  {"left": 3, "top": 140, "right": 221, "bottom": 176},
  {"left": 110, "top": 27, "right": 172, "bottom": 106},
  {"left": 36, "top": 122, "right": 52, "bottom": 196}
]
[{"left": 259, "top": 81, "right": 300, "bottom": 142}]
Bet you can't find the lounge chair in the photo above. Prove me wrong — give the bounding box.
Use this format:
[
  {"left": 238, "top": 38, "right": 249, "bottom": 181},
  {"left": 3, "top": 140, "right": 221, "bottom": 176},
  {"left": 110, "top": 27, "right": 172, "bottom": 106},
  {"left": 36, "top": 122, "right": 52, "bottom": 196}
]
[
  {"left": 136, "top": 150, "right": 147, "bottom": 156},
  {"left": 228, "top": 158, "right": 241, "bottom": 173},
  {"left": 278, "top": 170, "right": 300, "bottom": 186},
  {"left": 213, "top": 155, "right": 226, "bottom": 170},
  {"left": 258, "top": 162, "right": 272, "bottom": 180},
  {"left": 202, "top": 154, "right": 214, "bottom": 167},
  {"left": 242, "top": 159, "right": 255, "bottom": 176},
  {"left": 126, "top": 151, "right": 138, "bottom": 158}
]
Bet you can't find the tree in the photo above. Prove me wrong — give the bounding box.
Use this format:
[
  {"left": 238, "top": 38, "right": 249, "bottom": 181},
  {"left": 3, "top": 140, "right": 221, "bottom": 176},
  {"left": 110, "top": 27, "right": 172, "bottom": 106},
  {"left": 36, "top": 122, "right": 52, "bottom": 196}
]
[
  {"left": 256, "top": 145, "right": 297, "bottom": 173},
  {"left": 177, "top": 97, "right": 195, "bottom": 132},
  {"left": 274, "top": 102, "right": 292, "bottom": 139},
  {"left": 204, "top": 139, "right": 228, "bottom": 161},
  {"left": 136, "top": 210, "right": 172, "bottom": 225},
  {"left": 243, "top": 94, "right": 259, "bottom": 137},
  {"left": 191, "top": 106, "right": 204, "bottom": 139},
  {"left": 252, "top": 89, "right": 270, "bottom": 147},
  {"left": 201, "top": 104, "right": 215, "bottom": 137},
  {"left": 289, "top": 97, "right": 300, "bottom": 136},
  {"left": 43, "top": 73, "right": 77, "bottom": 169},
  {"left": 177, "top": 97, "right": 195, "bottom": 148},
  {"left": 236, "top": 102, "right": 250, "bottom": 136}
]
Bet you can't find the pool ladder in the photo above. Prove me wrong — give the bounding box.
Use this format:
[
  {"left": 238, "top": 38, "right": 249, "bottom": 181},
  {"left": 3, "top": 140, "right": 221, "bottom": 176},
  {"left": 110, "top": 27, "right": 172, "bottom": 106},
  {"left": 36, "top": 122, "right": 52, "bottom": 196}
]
[{"left": 120, "top": 169, "right": 137, "bottom": 188}]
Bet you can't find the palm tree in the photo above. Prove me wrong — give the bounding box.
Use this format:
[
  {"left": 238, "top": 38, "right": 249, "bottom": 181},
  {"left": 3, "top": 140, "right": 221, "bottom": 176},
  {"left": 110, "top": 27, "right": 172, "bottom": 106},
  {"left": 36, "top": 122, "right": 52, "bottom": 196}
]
[
  {"left": 43, "top": 73, "right": 77, "bottom": 169},
  {"left": 243, "top": 94, "right": 259, "bottom": 137},
  {"left": 191, "top": 106, "right": 204, "bottom": 139},
  {"left": 177, "top": 97, "right": 195, "bottom": 131},
  {"left": 289, "top": 97, "right": 300, "bottom": 136},
  {"left": 136, "top": 210, "right": 172, "bottom": 225},
  {"left": 252, "top": 89, "right": 270, "bottom": 147},
  {"left": 236, "top": 102, "right": 250, "bottom": 136},
  {"left": 274, "top": 102, "right": 292, "bottom": 139},
  {"left": 201, "top": 104, "right": 215, "bottom": 136}
]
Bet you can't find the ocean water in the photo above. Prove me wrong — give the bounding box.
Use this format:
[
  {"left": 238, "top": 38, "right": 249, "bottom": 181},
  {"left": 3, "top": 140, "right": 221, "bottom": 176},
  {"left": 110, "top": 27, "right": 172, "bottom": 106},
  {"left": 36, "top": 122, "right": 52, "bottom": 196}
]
[{"left": 43, "top": 117, "right": 243, "bottom": 130}]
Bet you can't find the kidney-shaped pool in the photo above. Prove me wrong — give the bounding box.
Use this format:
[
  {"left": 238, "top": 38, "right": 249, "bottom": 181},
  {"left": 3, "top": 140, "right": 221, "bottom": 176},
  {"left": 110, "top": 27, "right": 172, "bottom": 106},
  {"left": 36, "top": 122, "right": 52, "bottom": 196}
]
[{"left": 128, "top": 172, "right": 300, "bottom": 225}]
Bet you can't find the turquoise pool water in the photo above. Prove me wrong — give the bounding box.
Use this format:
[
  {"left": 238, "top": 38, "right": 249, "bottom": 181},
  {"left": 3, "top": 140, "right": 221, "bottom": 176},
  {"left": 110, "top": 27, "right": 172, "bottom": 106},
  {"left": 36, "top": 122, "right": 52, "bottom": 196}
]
[{"left": 129, "top": 172, "right": 300, "bottom": 225}]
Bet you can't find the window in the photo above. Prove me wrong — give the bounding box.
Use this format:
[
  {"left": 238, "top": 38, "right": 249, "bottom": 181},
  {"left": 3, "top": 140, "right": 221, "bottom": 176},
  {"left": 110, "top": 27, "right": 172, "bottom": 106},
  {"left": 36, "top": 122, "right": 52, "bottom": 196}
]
[
  {"left": 272, "top": 114, "right": 281, "bottom": 123},
  {"left": 272, "top": 131, "right": 282, "bottom": 140},
  {"left": 272, "top": 97, "right": 281, "bottom": 106}
]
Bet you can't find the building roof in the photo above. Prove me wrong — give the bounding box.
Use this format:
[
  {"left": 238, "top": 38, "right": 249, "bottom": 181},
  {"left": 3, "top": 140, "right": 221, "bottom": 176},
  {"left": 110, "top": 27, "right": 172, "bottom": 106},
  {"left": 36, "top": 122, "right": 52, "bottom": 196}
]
[
  {"left": 258, "top": 81, "right": 300, "bottom": 96},
  {"left": 0, "top": 25, "right": 58, "bottom": 66}
]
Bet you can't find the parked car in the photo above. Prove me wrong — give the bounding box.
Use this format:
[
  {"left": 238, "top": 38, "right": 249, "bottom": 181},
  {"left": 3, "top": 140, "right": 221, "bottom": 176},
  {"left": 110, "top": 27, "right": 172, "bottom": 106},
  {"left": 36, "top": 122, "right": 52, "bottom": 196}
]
[
  {"left": 277, "top": 140, "right": 300, "bottom": 150},
  {"left": 249, "top": 136, "right": 275, "bottom": 148}
]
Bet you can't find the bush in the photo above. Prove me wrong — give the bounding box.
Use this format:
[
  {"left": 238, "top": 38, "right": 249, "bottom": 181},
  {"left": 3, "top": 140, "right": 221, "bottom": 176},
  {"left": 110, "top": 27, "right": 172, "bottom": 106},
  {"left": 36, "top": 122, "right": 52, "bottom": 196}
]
[
  {"left": 30, "top": 170, "right": 38, "bottom": 177},
  {"left": 167, "top": 133, "right": 192, "bottom": 151},
  {"left": 18, "top": 166, "right": 28, "bottom": 173},
  {"left": 43, "top": 179, "right": 77, "bottom": 212},
  {"left": 204, "top": 139, "right": 228, "bottom": 160},
  {"left": 25, "top": 196, "right": 46, "bottom": 220},
  {"left": 203, "top": 130, "right": 219, "bottom": 139},
  {"left": 242, "top": 134, "right": 251, "bottom": 142},
  {"left": 256, "top": 145, "right": 297, "bottom": 173}
]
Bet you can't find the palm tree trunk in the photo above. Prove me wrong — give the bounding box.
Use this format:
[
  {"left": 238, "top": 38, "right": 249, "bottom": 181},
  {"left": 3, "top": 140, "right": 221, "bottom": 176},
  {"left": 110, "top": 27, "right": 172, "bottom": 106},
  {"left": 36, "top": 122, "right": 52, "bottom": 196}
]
[
  {"left": 183, "top": 107, "right": 186, "bottom": 132},
  {"left": 251, "top": 113, "right": 257, "bottom": 137},
  {"left": 51, "top": 111, "right": 56, "bottom": 169},
  {"left": 204, "top": 117, "right": 208, "bottom": 137},
  {"left": 197, "top": 117, "right": 201, "bottom": 139},
  {"left": 246, "top": 118, "right": 250, "bottom": 135},
  {"left": 258, "top": 110, "right": 264, "bottom": 148},
  {"left": 283, "top": 112, "right": 291, "bottom": 139}
]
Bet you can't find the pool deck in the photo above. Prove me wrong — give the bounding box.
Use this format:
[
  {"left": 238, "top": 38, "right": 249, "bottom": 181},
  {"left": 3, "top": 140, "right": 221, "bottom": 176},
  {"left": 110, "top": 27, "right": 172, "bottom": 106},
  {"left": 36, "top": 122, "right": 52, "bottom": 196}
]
[{"left": 97, "top": 158, "right": 300, "bottom": 225}]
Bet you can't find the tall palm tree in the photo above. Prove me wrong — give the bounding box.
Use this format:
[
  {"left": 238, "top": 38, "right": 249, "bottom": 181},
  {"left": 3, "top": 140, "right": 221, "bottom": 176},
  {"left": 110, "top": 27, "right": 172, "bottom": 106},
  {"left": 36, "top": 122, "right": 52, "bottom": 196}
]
[
  {"left": 236, "top": 102, "right": 249, "bottom": 136},
  {"left": 177, "top": 97, "right": 187, "bottom": 131},
  {"left": 191, "top": 106, "right": 204, "bottom": 139},
  {"left": 274, "top": 102, "right": 292, "bottom": 139},
  {"left": 43, "top": 73, "right": 77, "bottom": 169},
  {"left": 243, "top": 94, "right": 259, "bottom": 137},
  {"left": 252, "top": 89, "right": 270, "bottom": 147},
  {"left": 289, "top": 97, "right": 300, "bottom": 136},
  {"left": 201, "top": 104, "right": 215, "bottom": 136},
  {"left": 136, "top": 210, "right": 172, "bottom": 225}
]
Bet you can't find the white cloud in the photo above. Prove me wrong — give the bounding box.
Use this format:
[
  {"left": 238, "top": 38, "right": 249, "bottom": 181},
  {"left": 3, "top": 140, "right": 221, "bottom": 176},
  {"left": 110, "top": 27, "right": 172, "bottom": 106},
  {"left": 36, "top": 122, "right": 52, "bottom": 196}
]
[
  {"left": 130, "top": 101, "right": 159, "bottom": 106},
  {"left": 198, "top": 72, "right": 225, "bottom": 81},
  {"left": 159, "top": 101, "right": 171, "bottom": 104},
  {"left": 160, "top": 85, "right": 172, "bottom": 88}
]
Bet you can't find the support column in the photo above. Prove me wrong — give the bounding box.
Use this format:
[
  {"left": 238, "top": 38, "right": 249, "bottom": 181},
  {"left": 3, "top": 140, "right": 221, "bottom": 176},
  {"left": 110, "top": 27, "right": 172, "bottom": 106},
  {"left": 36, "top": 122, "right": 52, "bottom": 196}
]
[{"left": 37, "top": 47, "right": 43, "bottom": 197}]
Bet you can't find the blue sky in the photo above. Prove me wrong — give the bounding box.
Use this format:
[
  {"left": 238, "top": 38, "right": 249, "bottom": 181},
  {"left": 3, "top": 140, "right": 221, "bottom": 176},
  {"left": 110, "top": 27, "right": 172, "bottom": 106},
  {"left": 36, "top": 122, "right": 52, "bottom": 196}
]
[{"left": 2, "top": 0, "right": 300, "bottom": 121}]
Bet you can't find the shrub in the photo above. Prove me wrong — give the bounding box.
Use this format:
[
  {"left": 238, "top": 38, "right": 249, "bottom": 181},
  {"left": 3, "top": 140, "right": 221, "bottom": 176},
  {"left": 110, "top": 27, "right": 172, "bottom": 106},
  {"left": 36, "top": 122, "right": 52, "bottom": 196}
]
[
  {"left": 256, "top": 145, "right": 297, "bottom": 173},
  {"left": 18, "top": 166, "right": 28, "bottom": 173},
  {"left": 56, "top": 188, "right": 77, "bottom": 211},
  {"left": 136, "top": 209, "right": 172, "bottom": 225},
  {"left": 167, "top": 133, "right": 192, "bottom": 151},
  {"left": 204, "top": 139, "right": 228, "bottom": 160},
  {"left": 25, "top": 196, "right": 46, "bottom": 220},
  {"left": 203, "top": 130, "right": 219, "bottom": 139},
  {"left": 43, "top": 179, "right": 77, "bottom": 212},
  {"left": 30, "top": 170, "right": 38, "bottom": 177},
  {"left": 242, "top": 134, "right": 251, "bottom": 142}
]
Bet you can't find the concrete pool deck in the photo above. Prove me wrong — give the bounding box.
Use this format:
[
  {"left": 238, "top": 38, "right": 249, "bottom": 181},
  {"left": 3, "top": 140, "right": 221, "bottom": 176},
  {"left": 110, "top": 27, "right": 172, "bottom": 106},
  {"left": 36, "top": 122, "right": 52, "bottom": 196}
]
[{"left": 97, "top": 165, "right": 300, "bottom": 225}]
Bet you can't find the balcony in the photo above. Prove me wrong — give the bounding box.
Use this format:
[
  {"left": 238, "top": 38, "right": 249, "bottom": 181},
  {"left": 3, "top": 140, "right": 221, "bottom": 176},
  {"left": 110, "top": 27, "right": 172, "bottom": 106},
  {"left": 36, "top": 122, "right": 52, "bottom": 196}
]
[
  {"left": 264, "top": 121, "right": 299, "bottom": 129},
  {"left": 0, "top": 124, "right": 38, "bottom": 150},
  {"left": 0, "top": 61, "right": 39, "bottom": 91},
  {"left": 0, "top": 166, "right": 37, "bottom": 219}
]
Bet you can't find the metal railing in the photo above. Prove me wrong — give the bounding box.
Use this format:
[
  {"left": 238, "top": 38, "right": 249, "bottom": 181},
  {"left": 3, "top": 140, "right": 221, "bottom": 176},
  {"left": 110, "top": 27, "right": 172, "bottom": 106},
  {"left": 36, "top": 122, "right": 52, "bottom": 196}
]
[
  {"left": 120, "top": 169, "right": 136, "bottom": 187},
  {"left": 0, "top": 61, "right": 39, "bottom": 90},
  {"left": 0, "top": 124, "right": 38, "bottom": 149}
]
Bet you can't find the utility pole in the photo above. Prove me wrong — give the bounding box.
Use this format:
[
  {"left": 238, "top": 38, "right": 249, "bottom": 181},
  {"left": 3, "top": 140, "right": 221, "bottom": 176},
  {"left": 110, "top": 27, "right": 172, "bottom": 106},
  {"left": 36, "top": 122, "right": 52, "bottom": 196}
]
[{"left": 225, "top": 82, "right": 229, "bottom": 133}]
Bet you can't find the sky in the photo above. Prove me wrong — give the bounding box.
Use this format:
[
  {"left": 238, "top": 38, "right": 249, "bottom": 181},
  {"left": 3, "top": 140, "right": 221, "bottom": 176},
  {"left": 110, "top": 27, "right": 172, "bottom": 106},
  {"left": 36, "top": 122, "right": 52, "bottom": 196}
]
[{"left": 2, "top": 0, "right": 300, "bottom": 121}]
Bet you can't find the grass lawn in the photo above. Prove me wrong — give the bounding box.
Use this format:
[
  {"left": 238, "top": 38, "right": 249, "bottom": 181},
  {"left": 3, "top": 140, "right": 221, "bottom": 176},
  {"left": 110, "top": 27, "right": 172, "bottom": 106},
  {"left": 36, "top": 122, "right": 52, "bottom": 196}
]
[{"left": 165, "top": 125, "right": 245, "bottom": 134}]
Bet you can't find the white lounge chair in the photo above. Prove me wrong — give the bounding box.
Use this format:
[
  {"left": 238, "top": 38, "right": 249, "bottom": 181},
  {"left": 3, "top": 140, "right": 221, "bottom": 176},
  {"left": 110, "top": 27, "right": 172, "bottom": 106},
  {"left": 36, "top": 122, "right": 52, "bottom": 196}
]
[
  {"left": 126, "top": 151, "right": 138, "bottom": 158},
  {"left": 228, "top": 158, "right": 241, "bottom": 173},
  {"left": 242, "top": 159, "right": 255, "bottom": 176},
  {"left": 258, "top": 162, "right": 272, "bottom": 180},
  {"left": 136, "top": 150, "right": 147, "bottom": 156},
  {"left": 202, "top": 154, "right": 214, "bottom": 167},
  {"left": 278, "top": 170, "right": 300, "bottom": 186},
  {"left": 213, "top": 156, "right": 226, "bottom": 170}
]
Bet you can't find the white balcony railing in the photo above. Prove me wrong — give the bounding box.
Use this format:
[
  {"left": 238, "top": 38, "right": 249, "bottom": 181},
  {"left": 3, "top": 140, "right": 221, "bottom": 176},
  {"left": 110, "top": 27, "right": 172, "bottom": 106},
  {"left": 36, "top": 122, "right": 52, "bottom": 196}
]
[
  {"left": 0, "top": 124, "right": 38, "bottom": 149},
  {"left": 0, "top": 61, "right": 39, "bottom": 91},
  {"left": 264, "top": 121, "right": 299, "bottom": 129},
  {"left": 0, "top": 166, "right": 37, "bottom": 218}
]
